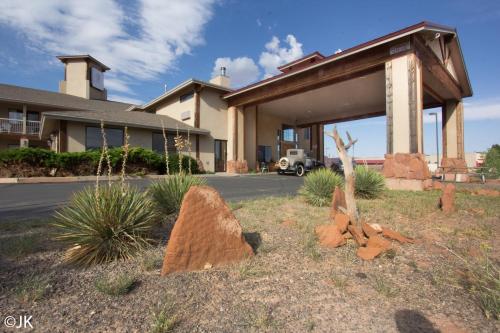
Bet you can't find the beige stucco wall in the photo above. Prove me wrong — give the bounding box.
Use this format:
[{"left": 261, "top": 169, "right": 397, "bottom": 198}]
[
  {"left": 256, "top": 109, "right": 293, "bottom": 162},
  {"left": 244, "top": 106, "right": 257, "bottom": 169},
  {"left": 63, "top": 61, "right": 89, "bottom": 99},
  {"left": 155, "top": 88, "right": 196, "bottom": 127}
]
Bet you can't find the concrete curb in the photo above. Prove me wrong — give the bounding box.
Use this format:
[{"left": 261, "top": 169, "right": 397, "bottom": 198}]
[{"left": 0, "top": 172, "right": 273, "bottom": 184}]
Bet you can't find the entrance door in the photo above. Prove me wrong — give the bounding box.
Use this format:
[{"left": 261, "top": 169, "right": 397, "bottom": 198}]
[{"left": 214, "top": 140, "right": 227, "bottom": 172}]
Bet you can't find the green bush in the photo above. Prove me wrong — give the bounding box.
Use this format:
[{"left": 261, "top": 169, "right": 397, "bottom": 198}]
[
  {"left": 149, "top": 174, "right": 207, "bottom": 215},
  {"left": 484, "top": 144, "right": 500, "bottom": 178},
  {"left": 95, "top": 271, "right": 137, "bottom": 296},
  {"left": 53, "top": 185, "right": 157, "bottom": 265},
  {"left": 300, "top": 168, "right": 343, "bottom": 207},
  {"left": 354, "top": 166, "right": 386, "bottom": 199},
  {"left": 0, "top": 147, "right": 200, "bottom": 176}
]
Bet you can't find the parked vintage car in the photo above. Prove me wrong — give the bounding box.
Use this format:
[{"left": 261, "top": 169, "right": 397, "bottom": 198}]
[
  {"left": 329, "top": 157, "right": 357, "bottom": 174},
  {"left": 277, "top": 149, "right": 324, "bottom": 176}
]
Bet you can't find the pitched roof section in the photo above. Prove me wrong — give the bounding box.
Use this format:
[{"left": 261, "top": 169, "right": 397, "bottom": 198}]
[
  {"left": 277, "top": 51, "right": 325, "bottom": 73},
  {"left": 57, "top": 55, "right": 110, "bottom": 71},
  {"left": 0, "top": 84, "right": 133, "bottom": 112},
  {"left": 42, "top": 109, "right": 209, "bottom": 135},
  {"left": 224, "top": 21, "right": 471, "bottom": 99},
  {"left": 138, "top": 79, "right": 233, "bottom": 111}
]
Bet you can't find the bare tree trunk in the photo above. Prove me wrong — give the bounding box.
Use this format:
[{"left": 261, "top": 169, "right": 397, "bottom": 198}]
[{"left": 327, "top": 127, "right": 359, "bottom": 226}]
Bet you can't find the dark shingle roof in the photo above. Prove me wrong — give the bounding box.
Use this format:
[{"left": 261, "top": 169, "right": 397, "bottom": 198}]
[
  {"left": 0, "top": 84, "right": 132, "bottom": 112},
  {"left": 42, "top": 110, "right": 209, "bottom": 135}
]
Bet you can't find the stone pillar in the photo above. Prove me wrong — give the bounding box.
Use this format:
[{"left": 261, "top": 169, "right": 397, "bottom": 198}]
[
  {"left": 226, "top": 106, "right": 248, "bottom": 173},
  {"left": 318, "top": 124, "right": 324, "bottom": 162},
  {"left": 22, "top": 104, "right": 27, "bottom": 134},
  {"left": 244, "top": 106, "right": 257, "bottom": 170},
  {"left": 442, "top": 100, "right": 465, "bottom": 160},
  {"left": 385, "top": 53, "right": 423, "bottom": 154}
]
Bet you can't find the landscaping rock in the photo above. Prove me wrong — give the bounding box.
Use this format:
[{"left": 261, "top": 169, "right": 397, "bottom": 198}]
[
  {"left": 331, "top": 186, "right": 346, "bottom": 218},
  {"left": 474, "top": 189, "right": 500, "bottom": 197},
  {"left": 334, "top": 213, "right": 350, "bottom": 233},
  {"left": 368, "top": 223, "right": 383, "bottom": 233},
  {"left": 161, "top": 186, "right": 254, "bottom": 275},
  {"left": 381, "top": 227, "right": 414, "bottom": 244},
  {"left": 439, "top": 183, "right": 456, "bottom": 214},
  {"left": 357, "top": 246, "right": 383, "bottom": 260},
  {"left": 383, "top": 153, "right": 431, "bottom": 180},
  {"left": 367, "top": 235, "right": 392, "bottom": 251},
  {"left": 347, "top": 225, "right": 367, "bottom": 246},
  {"left": 315, "top": 224, "right": 346, "bottom": 248},
  {"left": 362, "top": 222, "right": 379, "bottom": 237}
]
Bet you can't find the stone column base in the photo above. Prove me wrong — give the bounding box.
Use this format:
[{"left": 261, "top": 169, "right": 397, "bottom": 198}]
[
  {"left": 440, "top": 158, "right": 468, "bottom": 182},
  {"left": 385, "top": 178, "right": 433, "bottom": 191},
  {"left": 383, "top": 153, "right": 431, "bottom": 180},
  {"left": 227, "top": 160, "right": 248, "bottom": 174}
]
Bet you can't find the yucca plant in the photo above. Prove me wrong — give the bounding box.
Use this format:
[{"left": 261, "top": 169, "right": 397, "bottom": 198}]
[
  {"left": 53, "top": 185, "right": 157, "bottom": 266},
  {"left": 354, "top": 165, "right": 385, "bottom": 199},
  {"left": 300, "top": 168, "right": 344, "bottom": 207},
  {"left": 149, "top": 174, "right": 206, "bottom": 215}
]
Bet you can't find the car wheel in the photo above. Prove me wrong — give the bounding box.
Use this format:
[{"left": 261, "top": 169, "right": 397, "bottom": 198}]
[
  {"left": 277, "top": 170, "right": 284, "bottom": 175},
  {"left": 296, "top": 164, "right": 305, "bottom": 177}
]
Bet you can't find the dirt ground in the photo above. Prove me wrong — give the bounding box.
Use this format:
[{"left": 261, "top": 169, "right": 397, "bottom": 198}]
[{"left": 0, "top": 189, "right": 499, "bottom": 332}]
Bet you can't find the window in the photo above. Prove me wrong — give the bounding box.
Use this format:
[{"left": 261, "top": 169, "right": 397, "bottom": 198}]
[
  {"left": 257, "top": 145, "right": 272, "bottom": 163},
  {"left": 303, "top": 127, "right": 311, "bottom": 140},
  {"left": 179, "top": 91, "right": 194, "bottom": 103},
  {"left": 152, "top": 132, "right": 176, "bottom": 154},
  {"left": 8, "top": 109, "right": 39, "bottom": 121},
  {"left": 85, "top": 126, "right": 123, "bottom": 150},
  {"left": 282, "top": 127, "right": 295, "bottom": 142}
]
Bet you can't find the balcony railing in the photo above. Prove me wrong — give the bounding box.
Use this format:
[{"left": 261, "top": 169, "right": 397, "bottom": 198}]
[{"left": 0, "top": 118, "right": 41, "bottom": 135}]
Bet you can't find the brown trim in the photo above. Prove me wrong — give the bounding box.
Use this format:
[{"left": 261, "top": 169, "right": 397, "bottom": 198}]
[
  {"left": 59, "top": 120, "right": 67, "bottom": 152},
  {"left": 441, "top": 104, "right": 447, "bottom": 158},
  {"left": 423, "top": 83, "right": 444, "bottom": 104},
  {"left": 255, "top": 105, "right": 259, "bottom": 169},
  {"left": 194, "top": 84, "right": 201, "bottom": 129},
  {"left": 233, "top": 107, "right": 238, "bottom": 160},
  {"left": 297, "top": 110, "right": 386, "bottom": 128},
  {"left": 277, "top": 51, "right": 325, "bottom": 70},
  {"left": 413, "top": 35, "right": 462, "bottom": 100},
  {"left": 385, "top": 61, "right": 393, "bottom": 154},
  {"left": 225, "top": 21, "right": 455, "bottom": 100},
  {"left": 408, "top": 54, "right": 418, "bottom": 153},
  {"left": 195, "top": 134, "right": 200, "bottom": 159}
]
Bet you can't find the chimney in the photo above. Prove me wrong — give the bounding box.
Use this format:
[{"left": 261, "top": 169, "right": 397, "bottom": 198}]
[
  {"left": 210, "top": 66, "right": 230, "bottom": 88},
  {"left": 57, "top": 55, "right": 109, "bottom": 100}
]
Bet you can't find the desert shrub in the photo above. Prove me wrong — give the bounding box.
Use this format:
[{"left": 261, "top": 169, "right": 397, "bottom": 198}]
[
  {"left": 53, "top": 185, "right": 157, "bottom": 265},
  {"left": 354, "top": 166, "right": 385, "bottom": 199},
  {"left": 484, "top": 144, "right": 500, "bottom": 178},
  {"left": 95, "top": 271, "right": 137, "bottom": 296},
  {"left": 300, "top": 168, "right": 343, "bottom": 207},
  {"left": 149, "top": 174, "right": 206, "bottom": 215},
  {"left": 13, "top": 273, "right": 51, "bottom": 303},
  {"left": 161, "top": 153, "right": 200, "bottom": 174},
  {"left": 0, "top": 147, "right": 55, "bottom": 167}
]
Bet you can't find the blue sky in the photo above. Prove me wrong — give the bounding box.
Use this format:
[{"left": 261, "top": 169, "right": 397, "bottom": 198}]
[{"left": 0, "top": 0, "right": 499, "bottom": 157}]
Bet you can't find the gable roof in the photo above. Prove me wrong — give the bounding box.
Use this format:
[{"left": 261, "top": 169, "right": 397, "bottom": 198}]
[
  {"left": 42, "top": 109, "right": 208, "bottom": 135},
  {"left": 0, "top": 83, "right": 133, "bottom": 112},
  {"left": 137, "top": 79, "right": 232, "bottom": 111},
  {"left": 224, "top": 21, "right": 472, "bottom": 100}
]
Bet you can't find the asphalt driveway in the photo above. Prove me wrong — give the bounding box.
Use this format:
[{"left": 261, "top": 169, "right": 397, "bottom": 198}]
[{"left": 0, "top": 174, "right": 304, "bottom": 221}]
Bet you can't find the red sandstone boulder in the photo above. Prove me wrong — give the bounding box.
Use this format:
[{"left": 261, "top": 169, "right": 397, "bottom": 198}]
[
  {"left": 383, "top": 153, "right": 431, "bottom": 180},
  {"left": 315, "top": 224, "right": 346, "bottom": 248},
  {"left": 331, "top": 187, "right": 347, "bottom": 218},
  {"left": 334, "top": 213, "right": 350, "bottom": 233},
  {"left": 161, "top": 186, "right": 253, "bottom": 275},
  {"left": 362, "top": 222, "right": 379, "bottom": 238},
  {"left": 348, "top": 225, "right": 367, "bottom": 246},
  {"left": 367, "top": 235, "right": 392, "bottom": 251},
  {"left": 441, "top": 158, "right": 467, "bottom": 173},
  {"left": 381, "top": 227, "right": 414, "bottom": 244},
  {"left": 357, "top": 246, "right": 383, "bottom": 260},
  {"left": 227, "top": 160, "right": 249, "bottom": 174},
  {"left": 439, "top": 183, "right": 456, "bottom": 214}
]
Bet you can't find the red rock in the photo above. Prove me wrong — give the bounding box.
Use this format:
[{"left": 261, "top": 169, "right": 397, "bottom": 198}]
[
  {"left": 347, "top": 225, "right": 367, "bottom": 246},
  {"left": 362, "top": 222, "right": 379, "bottom": 237},
  {"left": 433, "top": 181, "right": 444, "bottom": 190},
  {"left": 475, "top": 189, "right": 500, "bottom": 197},
  {"left": 331, "top": 187, "right": 346, "bottom": 218},
  {"left": 334, "top": 213, "right": 350, "bottom": 233},
  {"left": 369, "top": 223, "right": 383, "bottom": 233},
  {"left": 439, "top": 183, "right": 456, "bottom": 214},
  {"left": 383, "top": 153, "right": 431, "bottom": 180},
  {"left": 381, "top": 227, "right": 414, "bottom": 244},
  {"left": 357, "top": 246, "right": 383, "bottom": 260},
  {"left": 161, "top": 186, "right": 253, "bottom": 275},
  {"left": 367, "top": 235, "right": 392, "bottom": 251},
  {"left": 315, "top": 224, "right": 346, "bottom": 248},
  {"left": 441, "top": 157, "right": 467, "bottom": 173},
  {"left": 226, "top": 160, "right": 249, "bottom": 174}
]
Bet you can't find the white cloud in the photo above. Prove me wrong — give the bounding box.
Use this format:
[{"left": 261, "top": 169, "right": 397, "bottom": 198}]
[
  {"left": 423, "top": 98, "right": 500, "bottom": 123},
  {"left": 107, "top": 94, "right": 144, "bottom": 106},
  {"left": 258, "top": 34, "right": 303, "bottom": 78},
  {"left": 0, "top": 0, "right": 216, "bottom": 96},
  {"left": 212, "top": 57, "right": 260, "bottom": 88}
]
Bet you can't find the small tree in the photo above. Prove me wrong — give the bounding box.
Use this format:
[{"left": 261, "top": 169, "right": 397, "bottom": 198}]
[
  {"left": 161, "top": 120, "right": 170, "bottom": 175},
  {"left": 326, "top": 127, "right": 359, "bottom": 225}
]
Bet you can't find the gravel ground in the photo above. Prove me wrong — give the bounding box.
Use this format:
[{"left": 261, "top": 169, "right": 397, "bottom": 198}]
[{"left": 0, "top": 190, "right": 499, "bottom": 332}]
